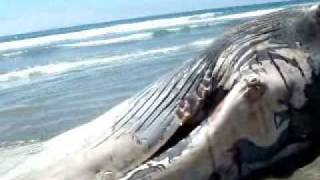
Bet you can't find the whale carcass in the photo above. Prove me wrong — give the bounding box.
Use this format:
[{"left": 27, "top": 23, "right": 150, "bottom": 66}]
[{"left": 3, "top": 4, "right": 320, "bottom": 180}]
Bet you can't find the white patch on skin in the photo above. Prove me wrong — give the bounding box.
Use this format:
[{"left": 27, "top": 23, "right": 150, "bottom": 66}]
[
  {"left": 207, "top": 64, "right": 291, "bottom": 163},
  {"left": 119, "top": 157, "right": 170, "bottom": 180},
  {"left": 272, "top": 48, "right": 312, "bottom": 109}
]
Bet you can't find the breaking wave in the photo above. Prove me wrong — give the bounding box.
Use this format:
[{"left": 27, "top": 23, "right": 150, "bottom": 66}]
[
  {"left": 62, "top": 26, "right": 207, "bottom": 48},
  {"left": 1, "top": 51, "right": 25, "bottom": 57},
  {"left": 0, "top": 38, "right": 214, "bottom": 86},
  {"left": 0, "top": 8, "right": 283, "bottom": 52},
  {"left": 61, "top": 33, "right": 153, "bottom": 48},
  {"left": 190, "top": 39, "right": 214, "bottom": 46},
  {"left": 214, "top": 8, "right": 284, "bottom": 21}
]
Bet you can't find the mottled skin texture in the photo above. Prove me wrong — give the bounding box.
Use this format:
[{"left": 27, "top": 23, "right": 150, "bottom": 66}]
[{"left": 3, "top": 4, "right": 320, "bottom": 180}]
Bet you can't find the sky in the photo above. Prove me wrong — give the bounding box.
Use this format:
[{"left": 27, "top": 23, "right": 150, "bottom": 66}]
[{"left": 0, "top": 0, "right": 288, "bottom": 36}]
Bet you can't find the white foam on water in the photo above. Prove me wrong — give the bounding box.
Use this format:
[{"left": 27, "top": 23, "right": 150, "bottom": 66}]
[
  {"left": 189, "top": 12, "right": 218, "bottom": 20},
  {"left": 166, "top": 27, "right": 183, "bottom": 32},
  {"left": 0, "top": 46, "right": 183, "bottom": 84},
  {"left": 190, "top": 39, "right": 215, "bottom": 47},
  {"left": 1, "top": 50, "right": 25, "bottom": 57},
  {"left": 183, "top": 8, "right": 284, "bottom": 25},
  {"left": 214, "top": 8, "right": 284, "bottom": 21},
  {"left": 0, "top": 37, "right": 215, "bottom": 86},
  {"left": 0, "top": 7, "right": 283, "bottom": 52},
  {"left": 62, "top": 33, "right": 153, "bottom": 48},
  {"left": 0, "top": 57, "right": 124, "bottom": 83}
]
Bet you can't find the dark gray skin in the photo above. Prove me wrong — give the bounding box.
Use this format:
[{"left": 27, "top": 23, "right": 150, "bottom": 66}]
[{"left": 3, "top": 4, "right": 320, "bottom": 180}]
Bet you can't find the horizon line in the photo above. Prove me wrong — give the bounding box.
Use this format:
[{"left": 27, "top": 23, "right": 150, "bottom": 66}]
[{"left": 0, "top": 0, "right": 302, "bottom": 39}]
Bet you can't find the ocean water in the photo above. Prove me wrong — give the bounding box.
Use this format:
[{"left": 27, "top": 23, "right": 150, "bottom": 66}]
[{"left": 1, "top": 0, "right": 320, "bottom": 178}]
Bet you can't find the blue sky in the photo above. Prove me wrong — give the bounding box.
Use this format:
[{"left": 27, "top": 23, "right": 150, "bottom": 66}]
[{"left": 0, "top": 0, "right": 286, "bottom": 36}]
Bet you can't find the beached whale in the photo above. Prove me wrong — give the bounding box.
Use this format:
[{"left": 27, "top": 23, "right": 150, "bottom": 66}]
[{"left": 3, "top": 4, "right": 320, "bottom": 180}]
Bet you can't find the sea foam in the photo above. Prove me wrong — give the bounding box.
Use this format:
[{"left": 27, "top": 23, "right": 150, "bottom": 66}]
[
  {"left": 0, "top": 8, "right": 283, "bottom": 52},
  {"left": 0, "top": 38, "right": 214, "bottom": 86},
  {"left": 61, "top": 33, "right": 153, "bottom": 48}
]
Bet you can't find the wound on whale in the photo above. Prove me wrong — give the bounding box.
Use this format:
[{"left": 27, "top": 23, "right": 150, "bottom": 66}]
[{"left": 3, "top": 4, "right": 320, "bottom": 180}]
